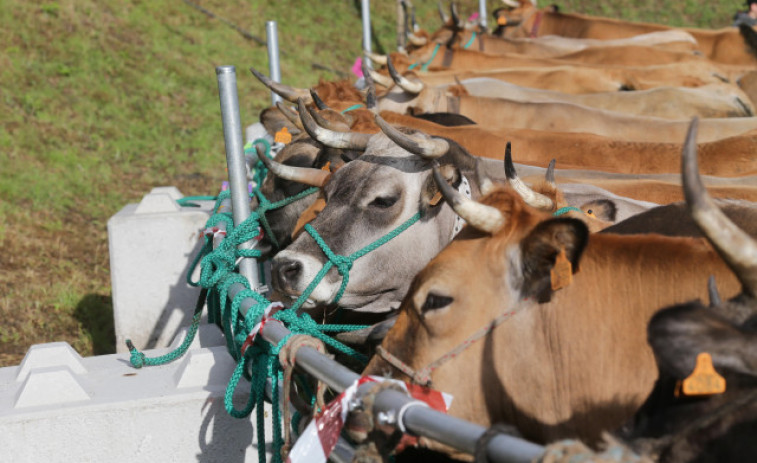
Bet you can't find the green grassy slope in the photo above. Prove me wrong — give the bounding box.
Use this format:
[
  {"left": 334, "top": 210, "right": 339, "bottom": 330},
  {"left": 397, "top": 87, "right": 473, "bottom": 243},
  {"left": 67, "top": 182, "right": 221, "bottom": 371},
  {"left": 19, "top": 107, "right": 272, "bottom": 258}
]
[{"left": 0, "top": 0, "right": 747, "bottom": 365}]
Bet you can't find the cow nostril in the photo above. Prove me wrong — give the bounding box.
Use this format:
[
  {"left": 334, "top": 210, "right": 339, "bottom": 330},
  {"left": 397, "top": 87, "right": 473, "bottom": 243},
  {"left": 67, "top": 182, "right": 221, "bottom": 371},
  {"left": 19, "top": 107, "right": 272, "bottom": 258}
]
[{"left": 276, "top": 259, "right": 302, "bottom": 287}]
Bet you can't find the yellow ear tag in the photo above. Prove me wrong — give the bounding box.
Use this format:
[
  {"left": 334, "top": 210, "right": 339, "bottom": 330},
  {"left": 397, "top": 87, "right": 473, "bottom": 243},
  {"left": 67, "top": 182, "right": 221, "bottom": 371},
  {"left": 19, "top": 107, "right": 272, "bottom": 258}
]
[
  {"left": 275, "top": 127, "right": 292, "bottom": 144},
  {"left": 550, "top": 247, "right": 573, "bottom": 291},
  {"left": 497, "top": 16, "right": 508, "bottom": 26},
  {"left": 681, "top": 352, "right": 726, "bottom": 396}
]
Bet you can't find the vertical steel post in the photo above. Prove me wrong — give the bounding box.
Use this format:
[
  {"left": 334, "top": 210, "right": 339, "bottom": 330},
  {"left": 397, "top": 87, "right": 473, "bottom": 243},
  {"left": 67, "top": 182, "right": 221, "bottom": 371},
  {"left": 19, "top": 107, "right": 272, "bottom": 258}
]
[
  {"left": 215, "top": 65, "right": 260, "bottom": 290},
  {"left": 361, "top": 0, "right": 372, "bottom": 69},
  {"left": 479, "top": 0, "right": 487, "bottom": 30},
  {"left": 266, "top": 21, "right": 282, "bottom": 106}
]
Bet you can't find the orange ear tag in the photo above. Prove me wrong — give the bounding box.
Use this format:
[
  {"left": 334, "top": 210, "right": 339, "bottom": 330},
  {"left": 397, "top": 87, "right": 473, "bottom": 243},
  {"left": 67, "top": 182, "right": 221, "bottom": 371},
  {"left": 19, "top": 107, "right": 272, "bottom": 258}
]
[
  {"left": 550, "top": 247, "right": 573, "bottom": 291},
  {"left": 321, "top": 161, "right": 331, "bottom": 172},
  {"left": 497, "top": 16, "right": 508, "bottom": 26},
  {"left": 681, "top": 352, "right": 726, "bottom": 396},
  {"left": 584, "top": 209, "right": 596, "bottom": 219},
  {"left": 428, "top": 191, "right": 443, "bottom": 206},
  {"left": 275, "top": 127, "right": 292, "bottom": 144}
]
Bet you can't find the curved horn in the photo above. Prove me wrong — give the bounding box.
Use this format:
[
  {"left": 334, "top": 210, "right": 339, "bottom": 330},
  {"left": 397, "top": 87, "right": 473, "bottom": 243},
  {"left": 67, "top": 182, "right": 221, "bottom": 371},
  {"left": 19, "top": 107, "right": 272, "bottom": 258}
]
[
  {"left": 407, "top": 33, "right": 428, "bottom": 46},
  {"left": 275, "top": 101, "right": 305, "bottom": 131},
  {"left": 306, "top": 105, "right": 349, "bottom": 132},
  {"left": 362, "top": 58, "right": 378, "bottom": 112},
  {"left": 450, "top": 2, "right": 463, "bottom": 28},
  {"left": 255, "top": 144, "right": 329, "bottom": 187},
  {"left": 297, "top": 98, "right": 371, "bottom": 150},
  {"left": 310, "top": 89, "right": 330, "bottom": 110},
  {"left": 387, "top": 56, "right": 424, "bottom": 94},
  {"left": 368, "top": 69, "right": 395, "bottom": 88},
  {"left": 365, "top": 51, "right": 388, "bottom": 66},
  {"left": 375, "top": 113, "right": 450, "bottom": 159},
  {"left": 433, "top": 163, "right": 505, "bottom": 233},
  {"left": 545, "top": 159, "right": 556, "bottom": 187},
  {"left": 707, "top": 275, "right": 722, "bottom": 307},
  {"left": 438, "top": 1, "right": 450, "bottom": 24},
  {"left": 682, "top": 117, "right": 757, "bottom": 298},
  {"left": 411, "top": 5, "right": 419, "bottom": 32},
  {"left": 250, "top": 67, "right": 311, "bottom": 104},
  {"left": 504, "top": 142, "right": 555, "bottom": 210}
]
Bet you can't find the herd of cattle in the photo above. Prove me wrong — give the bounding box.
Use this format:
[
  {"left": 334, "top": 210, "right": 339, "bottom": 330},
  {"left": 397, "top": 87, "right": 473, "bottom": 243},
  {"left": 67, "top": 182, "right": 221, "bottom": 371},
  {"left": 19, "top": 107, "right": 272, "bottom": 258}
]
[{"left": 240, "top": 1, "right": 757, "bottom": 461}]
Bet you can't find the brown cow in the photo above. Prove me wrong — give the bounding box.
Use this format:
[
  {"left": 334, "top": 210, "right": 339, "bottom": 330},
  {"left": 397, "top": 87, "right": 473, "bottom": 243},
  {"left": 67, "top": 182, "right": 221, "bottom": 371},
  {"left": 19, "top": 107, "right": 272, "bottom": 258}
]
[
  {"left": 493, "top": 1, "right": 757, "bottom": 66},
  {"left": 362, "top": 119, "right": 742, "bottom": 457}
]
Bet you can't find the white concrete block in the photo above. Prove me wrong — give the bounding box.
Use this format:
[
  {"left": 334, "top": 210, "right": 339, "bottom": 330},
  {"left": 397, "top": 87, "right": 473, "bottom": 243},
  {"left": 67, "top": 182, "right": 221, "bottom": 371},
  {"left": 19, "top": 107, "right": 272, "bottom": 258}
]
[
  {"left": 108, "top": 188, "right": 216, "bottom": 353},
  {"left": 0, "top": 335, "right": 273, "bottom": 462}
]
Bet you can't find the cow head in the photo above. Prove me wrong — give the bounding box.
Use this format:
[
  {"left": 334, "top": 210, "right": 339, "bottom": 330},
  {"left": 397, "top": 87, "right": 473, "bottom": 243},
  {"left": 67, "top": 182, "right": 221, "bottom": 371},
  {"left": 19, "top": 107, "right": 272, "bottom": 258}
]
[
  {"left": 491, "top": 0, "right": 541, "bottom": 38},
  {"left": 271, "top": 112, "right": 483, "bottom": 314}
]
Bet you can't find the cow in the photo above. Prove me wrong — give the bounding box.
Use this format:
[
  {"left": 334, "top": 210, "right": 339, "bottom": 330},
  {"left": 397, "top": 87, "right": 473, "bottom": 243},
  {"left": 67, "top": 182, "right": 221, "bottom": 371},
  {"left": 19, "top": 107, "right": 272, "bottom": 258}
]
[
  {"left": 493, "top": 0, "right": 757, "bottom": 66},
  {"left": 268, "top": 107, "right": 490, "bottom": 315},
  {"left": 361, "top": 118, "right": 743, "bottom": 458},
  {"left": 539, "top": 116, "right": 757, "bottom": 463}
]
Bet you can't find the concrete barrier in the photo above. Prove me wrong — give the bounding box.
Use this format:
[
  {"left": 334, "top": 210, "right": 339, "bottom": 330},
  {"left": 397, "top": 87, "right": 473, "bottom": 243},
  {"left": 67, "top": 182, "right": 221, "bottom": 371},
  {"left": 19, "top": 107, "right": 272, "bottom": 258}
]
[{"left": 0, "top": 325, "right": 272, "bottom": 462}]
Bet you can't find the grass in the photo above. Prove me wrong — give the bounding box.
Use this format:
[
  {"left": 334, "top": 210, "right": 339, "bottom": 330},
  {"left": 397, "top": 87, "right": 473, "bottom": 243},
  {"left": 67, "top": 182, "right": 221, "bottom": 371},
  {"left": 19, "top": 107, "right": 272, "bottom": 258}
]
[{"left": 0, "top": 0, "right": 749, "bottom": 367}]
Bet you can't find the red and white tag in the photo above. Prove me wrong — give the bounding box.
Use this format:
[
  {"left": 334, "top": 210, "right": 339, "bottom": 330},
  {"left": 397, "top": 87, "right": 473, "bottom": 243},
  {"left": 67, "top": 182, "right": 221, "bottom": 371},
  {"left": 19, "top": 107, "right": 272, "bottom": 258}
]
[
  {"left": 239, "top": 302, "right": 284, "bottom": 357},
  {"left": 286, "top": 376, "right": 453, "bottom": 463}
]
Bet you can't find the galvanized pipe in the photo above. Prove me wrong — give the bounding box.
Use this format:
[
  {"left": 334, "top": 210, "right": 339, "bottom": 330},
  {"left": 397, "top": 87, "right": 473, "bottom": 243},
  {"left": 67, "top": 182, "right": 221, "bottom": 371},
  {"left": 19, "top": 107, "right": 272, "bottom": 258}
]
[
  {"left": 361, "top": 0, "right": 373, "bottom": 70},
  {"left": 479, "top": 0, "right": 487, "bottom": 30},
  {"left": 215, "top": 66, "right": 260, "bottom": 290},
  {"left": 266, "top": 21, "right": 282, "bottom": 105}
]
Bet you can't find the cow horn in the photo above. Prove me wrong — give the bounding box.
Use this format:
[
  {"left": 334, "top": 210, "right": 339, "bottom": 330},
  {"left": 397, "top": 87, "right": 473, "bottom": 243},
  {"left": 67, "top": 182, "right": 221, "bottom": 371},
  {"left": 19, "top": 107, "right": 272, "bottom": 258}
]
[
  {"left": 387, "top": 56, "right": 424, "bottom": 94},
  {"left": 504, "top": 142, "right": 555, "bottom": 210},
  {"left": 250, "top": 67, "right": 311, "bottom": 104},
  {"left": 297, "top": 98, "right": 371, "bottom": 150},
  {"left": 363, "top": 60, "right": 378, "bottom": 112},
  {"left": 275, "top": 101, "right": 305, "bottom": 131},
  {"left": 707, "top": 275, "right": 722, "bottom": 307},
  {"left": 545, "top": 159, "right": 556, "bottom": 187},
  {"left": 682, "top": 117, "right": 757, "bottom": 298},
  {"left": 310, "top": 89, "right": 330, "bottom": 110},
  {"left": 407, "top": 33, "right": 428, "bottom": 46},
  {"left": 375, "top": 113, "right": 450, "bottom": 159},
  {"left": 368, "top": 69, "right": 395, "bottom": 88},
  {"left": 365, "top": 51, "right": 388, "bottom": 66},
  {"left": 433, "top": 163, "right": 505, "bottom": 234},
  {"left": 502, "top": 0, "right": 520, "bottom": 7},
  {"left": 255, "top": 144, "right": 330, "bottom": 188},
  {"left": 450, "top": 2, "right": 463, "bottom": 28},
  {"left": 438, "top": 1, "right": 450, "bottom": 24},
  {"left": 306, "top": 105, "right": 349, "bottom": 132}
]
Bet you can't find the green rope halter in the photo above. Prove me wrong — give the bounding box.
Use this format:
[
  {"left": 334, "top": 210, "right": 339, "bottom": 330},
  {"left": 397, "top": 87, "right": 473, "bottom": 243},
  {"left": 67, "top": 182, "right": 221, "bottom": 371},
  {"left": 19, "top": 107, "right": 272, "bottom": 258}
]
[
  {"left": 463, "top": 31, "right": 477, "bottom": 49},
  {"left": 408, "top": 42, "right": 441, "bottom": 71},
  {"left": 553, "top": 206, "right": 583, "bottom": 216}
]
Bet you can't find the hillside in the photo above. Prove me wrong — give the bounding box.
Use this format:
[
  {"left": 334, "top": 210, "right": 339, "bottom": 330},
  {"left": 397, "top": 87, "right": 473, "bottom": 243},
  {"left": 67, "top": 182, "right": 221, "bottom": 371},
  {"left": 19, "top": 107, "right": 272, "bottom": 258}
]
[{"left": 0, "top": 0, "right": 747, "bottom": 366}]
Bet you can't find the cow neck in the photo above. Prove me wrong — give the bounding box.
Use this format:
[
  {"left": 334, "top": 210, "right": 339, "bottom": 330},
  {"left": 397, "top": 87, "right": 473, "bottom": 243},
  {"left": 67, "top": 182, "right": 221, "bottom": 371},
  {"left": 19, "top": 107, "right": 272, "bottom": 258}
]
[{"left": 287, "top": 211, "right": 424, "bottom": 312}]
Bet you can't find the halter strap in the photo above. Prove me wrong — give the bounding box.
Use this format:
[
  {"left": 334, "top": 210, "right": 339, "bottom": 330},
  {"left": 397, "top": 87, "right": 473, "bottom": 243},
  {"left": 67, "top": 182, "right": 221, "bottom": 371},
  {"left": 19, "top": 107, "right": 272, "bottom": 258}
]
[{"left": 376, "top": 308, "right": 519, "bottom": 386}]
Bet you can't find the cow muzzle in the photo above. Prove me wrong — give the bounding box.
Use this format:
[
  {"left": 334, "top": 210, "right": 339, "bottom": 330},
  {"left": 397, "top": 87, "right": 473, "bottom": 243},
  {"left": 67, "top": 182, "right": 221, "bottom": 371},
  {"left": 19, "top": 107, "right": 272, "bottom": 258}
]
[{"left": 271, "top": 250, "right": 339, "bottom": 308}]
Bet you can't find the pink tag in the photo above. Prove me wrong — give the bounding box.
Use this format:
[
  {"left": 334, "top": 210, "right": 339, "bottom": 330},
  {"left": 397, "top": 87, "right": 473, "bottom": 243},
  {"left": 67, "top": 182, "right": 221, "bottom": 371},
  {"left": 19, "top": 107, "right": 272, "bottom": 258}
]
[
  {"left": 351, "top": 57, "right": 364, "bottom": 79},
  {"left": 468, "top": 12, "right": 479, "bottom": 22}
]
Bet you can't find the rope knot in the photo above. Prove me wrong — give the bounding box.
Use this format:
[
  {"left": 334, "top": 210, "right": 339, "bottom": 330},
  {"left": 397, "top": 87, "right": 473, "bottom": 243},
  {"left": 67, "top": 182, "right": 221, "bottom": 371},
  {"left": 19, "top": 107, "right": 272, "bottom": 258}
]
[{"left": 126, "top": 339, "right": 145, "bottom": 369}]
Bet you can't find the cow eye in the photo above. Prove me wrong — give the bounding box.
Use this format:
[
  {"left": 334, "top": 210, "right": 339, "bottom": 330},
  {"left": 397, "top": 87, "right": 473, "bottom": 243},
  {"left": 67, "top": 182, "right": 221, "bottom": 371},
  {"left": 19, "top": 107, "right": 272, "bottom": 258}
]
[
  {"left": 369, "top": 196, "right": 398, "bottom": 209},
  {"left": 421, "top": 293, "right": 453, "bottom": 312}
]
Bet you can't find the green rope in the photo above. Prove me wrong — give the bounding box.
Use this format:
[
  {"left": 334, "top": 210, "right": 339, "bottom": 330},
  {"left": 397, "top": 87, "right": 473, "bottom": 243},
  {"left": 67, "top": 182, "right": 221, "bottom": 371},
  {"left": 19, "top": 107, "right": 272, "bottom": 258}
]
[
  {"left": 463, "top": 31, "right": 477, "bottom": 49},
  {"left": 340, "top": 104, "right": 365, "bottom": 114},
  {"left": 553, "top": 206, "right": 583, "bottom": 216},
  {"left": 176, "top": 195, "right": 218, "bottom": 207},
  {"left": 253, "top": 186, "right": 319, "bottom": 250},
  {"left": 421, "top": 43, "right": 441, "bottom": 72}
]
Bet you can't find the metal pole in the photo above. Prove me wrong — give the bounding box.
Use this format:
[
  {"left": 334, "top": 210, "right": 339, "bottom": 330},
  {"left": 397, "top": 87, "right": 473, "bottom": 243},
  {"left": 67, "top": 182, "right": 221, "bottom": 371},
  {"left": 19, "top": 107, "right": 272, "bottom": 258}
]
[
  {"left": 479, "top": 0, "right": 487, "bottom": 30},
  {"left": 215, "top": 66, "right": 260, "bottom": 290},
  {"left": 361, "top": 0, "right": 373, "bottom": 69},
  {"left": 266, "top": 21, "right": 282, "bottom": 105}
]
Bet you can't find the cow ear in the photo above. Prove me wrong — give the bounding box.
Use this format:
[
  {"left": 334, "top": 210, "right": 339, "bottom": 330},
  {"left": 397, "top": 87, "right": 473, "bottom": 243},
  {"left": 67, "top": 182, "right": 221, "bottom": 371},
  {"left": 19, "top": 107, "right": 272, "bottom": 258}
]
[
  {"left": 581, "top": 199, "right": 617, "bottom": 222},
  {"left": 422, "top": 163, "right": 460, "bottom": 211},
  {"left": 518, "top": 218, "right": 588, "bottom": 303},
  {"left": 648, "top": 302, "right": 757, "bottom": 380}
]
